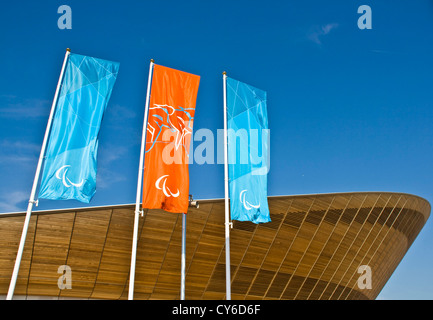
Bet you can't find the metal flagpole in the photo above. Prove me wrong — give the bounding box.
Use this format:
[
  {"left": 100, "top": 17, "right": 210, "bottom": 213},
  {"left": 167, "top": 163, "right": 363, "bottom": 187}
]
[
  {"left": 180, "top": 196, "right": 198, "bottom": 300},
  {"left": 222, "top": 71, "right": 232, "bottom": 300},
  {"left": 128, "top": 59, "right": 155, "bottom": 300},
  {"left": 180, "top": 212, "right": 187, "bottom": 300},
  {"left": 6, "top": 48, "right": 71, "bottom": 300}
]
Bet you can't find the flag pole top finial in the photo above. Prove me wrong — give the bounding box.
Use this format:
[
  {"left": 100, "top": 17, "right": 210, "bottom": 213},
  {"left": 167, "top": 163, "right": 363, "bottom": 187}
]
[
  {"left": 66, "top": 48, "right": 71, "bottom": 52},
  {"left": 151, "top": 59, "right": 155, "bottom": 63},
  {"left": 223, "top": 71, "right": 227, "bottom": 75}
]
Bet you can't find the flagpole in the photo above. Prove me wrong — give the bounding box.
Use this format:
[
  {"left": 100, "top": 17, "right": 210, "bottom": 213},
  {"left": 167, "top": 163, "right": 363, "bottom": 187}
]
[
  {"left": 6, "top": 48, "right": 71, "bottom": 300},
  {"left": 222, "top": 71, "right": 232, "bottom": 300},
  {"left": 180, "top": 212, "right": 187, "bottom": 300},
  {"left": 128, "top": 59, "right": 155, "bottom": 300}
]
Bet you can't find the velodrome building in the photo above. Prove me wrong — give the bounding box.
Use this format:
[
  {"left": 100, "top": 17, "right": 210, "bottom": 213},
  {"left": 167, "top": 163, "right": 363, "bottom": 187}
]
[{"left": 0, "top": 191, "right": 430, "bottom": 300}]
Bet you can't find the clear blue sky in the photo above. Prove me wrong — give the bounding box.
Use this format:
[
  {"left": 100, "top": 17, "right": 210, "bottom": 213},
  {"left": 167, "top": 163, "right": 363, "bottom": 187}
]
[{"left": 0, "top": 0, "right": 432, "bottom": 299}]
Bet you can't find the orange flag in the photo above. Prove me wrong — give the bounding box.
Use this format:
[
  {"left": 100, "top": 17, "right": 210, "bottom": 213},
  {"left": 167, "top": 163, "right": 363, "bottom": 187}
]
[{"left": 142, "top": 64, "right": 200, "bottom": 213}]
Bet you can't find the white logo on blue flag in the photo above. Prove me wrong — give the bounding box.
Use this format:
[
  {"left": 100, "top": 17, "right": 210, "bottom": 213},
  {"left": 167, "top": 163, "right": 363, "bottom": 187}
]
[
  {"left": 240, "top": 190, "right": 260, "bottom": 211},
  {"left": 55, "top": 165, "right": 84, "bottom": 188}
]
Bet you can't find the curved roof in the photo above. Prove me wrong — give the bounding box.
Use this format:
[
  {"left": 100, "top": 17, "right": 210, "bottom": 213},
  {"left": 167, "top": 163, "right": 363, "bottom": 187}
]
[{"left": 0, "top": 191, "right": 430, "bottom": 300}]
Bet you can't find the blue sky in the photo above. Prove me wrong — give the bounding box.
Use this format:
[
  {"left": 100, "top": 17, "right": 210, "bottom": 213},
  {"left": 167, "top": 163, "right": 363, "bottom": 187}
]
[{"left": 0, "top": 0, "right": 432, "bottom": 299}]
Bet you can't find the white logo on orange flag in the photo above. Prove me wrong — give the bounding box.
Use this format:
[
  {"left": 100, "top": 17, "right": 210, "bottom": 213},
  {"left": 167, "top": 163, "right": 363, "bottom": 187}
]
[{"left": 155, "top": 175, "right": 180, "bottom": 198}]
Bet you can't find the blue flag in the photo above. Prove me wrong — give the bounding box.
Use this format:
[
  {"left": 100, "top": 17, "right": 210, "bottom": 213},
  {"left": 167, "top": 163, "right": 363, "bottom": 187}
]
[
  {"left": 38, "top": 53, "right": 119, "bottom": 203},
  {"left": 226, "top": 77, "right": 271, "bottom": 224}
]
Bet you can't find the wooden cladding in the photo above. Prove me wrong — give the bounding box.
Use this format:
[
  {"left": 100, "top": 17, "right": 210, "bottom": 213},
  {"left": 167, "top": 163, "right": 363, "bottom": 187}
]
[{"left": 0, "top": 192, "right": 430, "bottom": 300}]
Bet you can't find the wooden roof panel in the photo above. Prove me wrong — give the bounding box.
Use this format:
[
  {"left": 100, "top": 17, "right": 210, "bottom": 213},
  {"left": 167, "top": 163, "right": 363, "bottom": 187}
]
[{"left": 0, "top": 192, "right": 429, "bottom": 300}]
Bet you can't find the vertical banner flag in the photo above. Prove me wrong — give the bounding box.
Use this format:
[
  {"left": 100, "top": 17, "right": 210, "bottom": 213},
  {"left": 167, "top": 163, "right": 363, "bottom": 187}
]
[
  {"left": 38, "top": 53, "right": 120, "bottom": 203},
  {"left": 226, "top": 77, "right": 271, "bottom": 224},
  {"left": 142, "top": 64, "right": 200, "bottom": 213}
]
